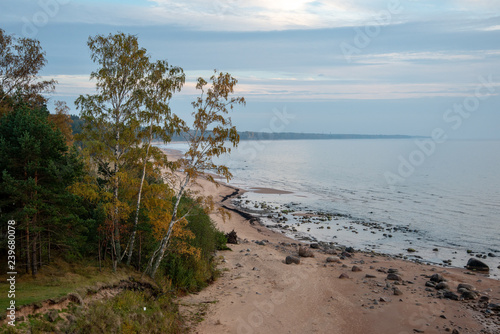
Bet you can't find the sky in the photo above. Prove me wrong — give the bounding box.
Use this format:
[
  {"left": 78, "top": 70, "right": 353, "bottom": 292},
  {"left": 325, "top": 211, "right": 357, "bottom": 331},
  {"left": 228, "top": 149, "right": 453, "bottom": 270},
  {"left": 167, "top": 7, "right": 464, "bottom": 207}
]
[{"left": 1, "top": 0, "right": 500, "bottom": 138}]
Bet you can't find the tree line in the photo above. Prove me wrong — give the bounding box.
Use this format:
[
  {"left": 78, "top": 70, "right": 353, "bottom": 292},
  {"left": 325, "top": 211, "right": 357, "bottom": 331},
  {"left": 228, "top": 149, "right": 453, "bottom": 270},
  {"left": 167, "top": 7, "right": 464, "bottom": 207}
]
[{"left": 0, "top": 29, "right": 244, "bottom": 283}]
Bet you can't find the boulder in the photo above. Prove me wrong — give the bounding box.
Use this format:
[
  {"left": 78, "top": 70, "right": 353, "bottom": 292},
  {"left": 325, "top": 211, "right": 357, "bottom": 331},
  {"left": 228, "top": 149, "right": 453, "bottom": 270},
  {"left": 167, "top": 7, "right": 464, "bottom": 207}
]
[
  {"left": 285, "top": 256, "right": 300, "bottom": 265},
  {"left": 436, "top": 282, "right": 449, "bottom": 290},
  {"left": 457, "top": 283, "right": 476, "bottom": 292},
  {"left": 352, "top": 265, "right": 362, "bottom": 272},
  {"left": 465, "top": 258, "right": 489, "bottom": 272},
  {"left": 299, "top": 246, "right": 315, "bottom": 258},
  {"left": 326, "top": 257, "right": 341, "bottom": 263},
  {"left": 461, "top": 290, "right": 479, "bottom": 300},
  {"left": 386, "top": 273, "right": 402, "bottom": 281},
  {"left": 430, "top": 273, "right": 445, "bottom": 283},
  {"left": 310, "top": 243, "right": 320, "bottom": 249}
]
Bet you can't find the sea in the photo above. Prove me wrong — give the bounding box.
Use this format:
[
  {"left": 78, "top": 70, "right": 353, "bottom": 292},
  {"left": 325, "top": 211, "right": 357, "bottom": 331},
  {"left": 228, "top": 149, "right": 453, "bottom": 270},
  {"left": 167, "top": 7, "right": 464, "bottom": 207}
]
[{"left": 162, "top": 139, "right": 500, "bottom": 278}]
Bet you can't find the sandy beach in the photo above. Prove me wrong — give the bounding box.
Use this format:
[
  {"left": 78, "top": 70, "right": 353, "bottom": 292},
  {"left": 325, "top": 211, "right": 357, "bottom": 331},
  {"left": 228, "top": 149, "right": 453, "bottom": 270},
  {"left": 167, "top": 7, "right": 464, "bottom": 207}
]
[{"left": 180, "top": 176, "right": 500, "bottom": 334}]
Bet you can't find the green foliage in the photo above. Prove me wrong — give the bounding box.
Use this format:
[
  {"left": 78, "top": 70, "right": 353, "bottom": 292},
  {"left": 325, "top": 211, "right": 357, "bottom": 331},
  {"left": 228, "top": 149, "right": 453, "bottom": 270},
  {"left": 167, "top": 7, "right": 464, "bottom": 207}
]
[{"left": 163, "top": 198, "right": 225, "bottom": 291}]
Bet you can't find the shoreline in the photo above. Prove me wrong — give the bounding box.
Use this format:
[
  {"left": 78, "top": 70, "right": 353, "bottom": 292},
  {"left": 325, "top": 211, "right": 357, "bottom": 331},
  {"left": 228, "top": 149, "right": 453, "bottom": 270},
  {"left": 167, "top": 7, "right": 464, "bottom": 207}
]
[{"left": 181, "top": 176, "right": 500, "bottom": 333}]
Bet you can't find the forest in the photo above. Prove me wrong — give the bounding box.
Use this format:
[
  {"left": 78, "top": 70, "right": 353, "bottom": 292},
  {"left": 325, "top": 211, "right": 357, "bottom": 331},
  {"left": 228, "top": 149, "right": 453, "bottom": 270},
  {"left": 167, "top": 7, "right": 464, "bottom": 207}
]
[{"left": 0, "top": 28, "right": 244, "bottom": 332}]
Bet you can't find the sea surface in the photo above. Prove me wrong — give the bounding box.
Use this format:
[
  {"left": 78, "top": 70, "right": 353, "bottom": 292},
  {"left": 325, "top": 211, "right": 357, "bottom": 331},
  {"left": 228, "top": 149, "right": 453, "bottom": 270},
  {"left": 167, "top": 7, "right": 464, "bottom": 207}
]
[{"left": 163, "top": 139, "right": 500, "bottom": 277}]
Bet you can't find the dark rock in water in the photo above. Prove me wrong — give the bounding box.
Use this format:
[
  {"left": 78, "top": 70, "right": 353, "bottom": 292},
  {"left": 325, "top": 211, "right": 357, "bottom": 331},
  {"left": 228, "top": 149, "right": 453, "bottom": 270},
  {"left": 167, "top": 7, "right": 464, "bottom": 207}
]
[
  {"left": 310, "top": 243, "right": 320, "bottom": 249},
  {"left": 387, "top": 273, "right": 402, "bottom": 281},
  {"left": 226, "top": 230, "right": 238, "bottom": 244},
  {"left": 461, "top": 290, "right": 479, "bottom": 300},
  {"left": 443, "top": 291, "right": 459, "bottom": 301},
  {"left": 488, "top": 253, "right": 496, "bottom": 257},
  {"left": 326, "top": 256, "right": 341, "bottom": 263},
  {"left": 436, "top": 282, "right": 449, "bottom": 290},
  {"left": 433, "top": 248, "right": 439, "bottom": 252},
  {"left": 345, "top": 246, "right": 355, "bottom": 253},
  {"left": 407, "top": 248, "right": 416, "bottom": 253},
  {"left": 339, "top": 273, "right": 350, "bottom": 279},
  {"left": 285, "top": 256, "right": 300, "bottom": 265},
  {"left": 430, "top": 273, "right": 445, "bottom": 283},
  {"left": 457, "top": 283, "right": 476, "bottom": 292},
  {"left": 352, "top": 265, "right": 362, "bottom": 272},
  {"left": 299, "top": 246, "right": 315, "bottom": 258},
  {"left": 466, "top": 258, "right": 489, "bottom": 272}
]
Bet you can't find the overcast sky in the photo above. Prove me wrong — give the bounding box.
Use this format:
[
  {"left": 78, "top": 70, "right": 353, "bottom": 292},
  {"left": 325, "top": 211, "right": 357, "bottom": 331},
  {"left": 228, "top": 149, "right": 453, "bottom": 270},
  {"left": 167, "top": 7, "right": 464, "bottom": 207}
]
[{"left": 1, "top": 0, "right": 500, "bottom": 138}]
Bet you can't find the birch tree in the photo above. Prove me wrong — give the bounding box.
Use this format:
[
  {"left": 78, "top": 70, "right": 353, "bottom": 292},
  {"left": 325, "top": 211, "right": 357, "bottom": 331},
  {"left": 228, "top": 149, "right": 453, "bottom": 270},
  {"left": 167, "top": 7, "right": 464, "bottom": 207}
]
[
  {"left": 76, "top": 32, "right": 149, "bottom": 271},
  {"left": 144, "top": 71, "right": 245, "bottom": 278}
]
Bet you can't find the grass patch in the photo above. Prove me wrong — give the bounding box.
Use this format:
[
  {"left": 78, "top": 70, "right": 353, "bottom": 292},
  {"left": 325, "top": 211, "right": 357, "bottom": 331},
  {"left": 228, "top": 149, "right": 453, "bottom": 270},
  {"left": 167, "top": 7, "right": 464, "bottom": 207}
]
[{"left": 0, "top": 257, "right": 140, "bottom": 311}]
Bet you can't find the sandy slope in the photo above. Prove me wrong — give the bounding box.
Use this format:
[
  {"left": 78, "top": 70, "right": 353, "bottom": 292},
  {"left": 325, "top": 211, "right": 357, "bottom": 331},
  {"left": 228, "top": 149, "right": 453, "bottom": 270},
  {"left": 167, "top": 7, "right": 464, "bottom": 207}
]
[{"left": 180, "top": 177, "right": 500, "bottom": 334}]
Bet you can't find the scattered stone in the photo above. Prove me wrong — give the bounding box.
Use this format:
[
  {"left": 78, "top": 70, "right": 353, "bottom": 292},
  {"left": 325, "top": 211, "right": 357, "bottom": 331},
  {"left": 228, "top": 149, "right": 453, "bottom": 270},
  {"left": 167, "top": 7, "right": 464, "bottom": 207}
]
[
  {"left": 299, "top": 246, "right": 314, "bottom": 258},
  {"left": 365, "top": 274, "right": 377, "bottom": 279},
  {"left": 339, "top": 273, "right": 350, "bottom": 279},
  {"left": 310, "top": 243, "right": 320, "bottom": 249},
  {"left": 387, "top": 268, "right": 399, "bottom": 274},
  {"left": 413, "top": 329, "right": 425, "bottom": 333},
  {"left": 461, "top": 290, "right": 479, "bottom": 300},
  {"left": 425, "top": 281, "right": 437, "bottom": 288},
  {"left": 345, "top": 246, "right": 355, "bottom": 253},
  {"left": 352, "top": 265, "right": 362, "bottom": 272},
  {"left": 457, "top": 283, "right": 476, "bottom": 292},
  {"left": 478, "top": 296, "right": 490, "bottom": 304},
  {"left": 379, "top": 297, "right": 390, "bottom": 302},
  {"left": 487, "top": 253, "right": 496, "bottom": 257},
  {"left": 326, "top": 256, "right": 341, "bottom": 263},
  {"left": 433, "top": 248, "right": 439, "bottom": 252},
  {"left": 407, "top": 248, "right": 416, "bottom": 253},
  {"left": 465, "top": 258, "right": 489, "bottom": 272},
  {"left": 443, "top": 291, "right": 459, "bottom": 301},
  {"left": 430, "top": 273, "right": 445, "bottom": 283},
  {"left": 487, "top": 303, "right": 500, "bottom": 311},
  {"left": 452, "top": 329, "right": 459, "bottom": 334},
  {"left": 440, "top": 315, "right": 447, "bottom": 319},
  {"left": 285, "top": 256, "right": 300, "bottom": 265},
  {"left": 236, "top": 263, "right": 243, "bottom": 268},
  {"left": 393, "top": 287, "right": 403, "bottom": 296},
  {"left": 435, "top": 282, "right": 449, "bottom": 290},
  {"left": 255, "top": 240, "right": 266, "bottom": 246},
  {"left": 387, "top": 273, "right": 402, "bottom": 281}
]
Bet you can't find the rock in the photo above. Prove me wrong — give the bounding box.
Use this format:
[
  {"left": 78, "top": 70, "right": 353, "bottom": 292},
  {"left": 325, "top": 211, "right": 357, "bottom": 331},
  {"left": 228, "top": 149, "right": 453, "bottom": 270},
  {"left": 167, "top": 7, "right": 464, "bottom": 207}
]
[
  {"left": 407, "top": 248, "right": 416, "bottom": 253},
  {"left": 365, "top": 274, "right": 377, "bottom": 278},
  {"left": 299, "top": 246, "right": 314, "bottom": 258},
  {"left": 310, "top": 243, "right": 320, "bottom": 249},
  {"left": 436, "top": 282, "right": 449, "bottom": 290},
  {"left": 387, "top": 273, "right": 402, "bottom": 281},
  {"left": 393, "top": 287, "right": 403, "bottom": 296},
  {"left": 47, "top": 309, "right": 58, "bottom": 322},
  {"left": 352, "top": 265, "right": 362, "bottom": 272},
  {"left": 461, "top": 290, "right": 479, "bottom": 300},
  {"left": 465, "top": 258, "right": 489, "bottom": 272},
  {"left": 487, "top": 303, "right": 500, "bottom": 311},
  {"left": 425, "top": 281, "right": 437, "bottom": 288},
  {"left": 285, "top": 256, "right": 300, "bottom": 265},
  {"left": 433, "top": 248, "right": 439, "bottom": 252},
  {"left": 326, "top": 256, "right": 341, "bottom": 263},
  {"left": 379, "top": 297, "right": 390, "bottom": 302},
  {"left": 339, "top": 273, "right": 350, "bottom": 279},
  {"left": 452, "top": 330, "right": 459, "bottom": 334},
  {"left": 255, "top": 240, "right": 266, "bottom": 246},
  {"left": 443, "top": 291, "right": 459, "bottom": 301},
  {"left": 430, "top": 273, "right": 445, "bottom": 283},
  {"left": 487, "top": 253, "right": 496, "bottom": 257},
  {"left": 226, "top": 230, "right": 238, "bottom": 244},
  {"left": 478, "top": 296, "right": 490, "bottom": 304},
  {"left": 345, "top": 246, "right": 355, "bottom": 253},
  {"left": 387, "top": 268, "right": 399, "bottom": 274},
  {"left": 457, "top": 283, "right": 476, "bottom": 291}
]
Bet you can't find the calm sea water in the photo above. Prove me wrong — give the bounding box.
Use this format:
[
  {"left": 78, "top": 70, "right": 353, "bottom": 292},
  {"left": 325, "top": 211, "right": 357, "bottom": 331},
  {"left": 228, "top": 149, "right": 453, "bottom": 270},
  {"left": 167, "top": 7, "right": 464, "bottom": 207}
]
[{"left": 165, "top": 139, "right": 500, "bottom": 277}]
